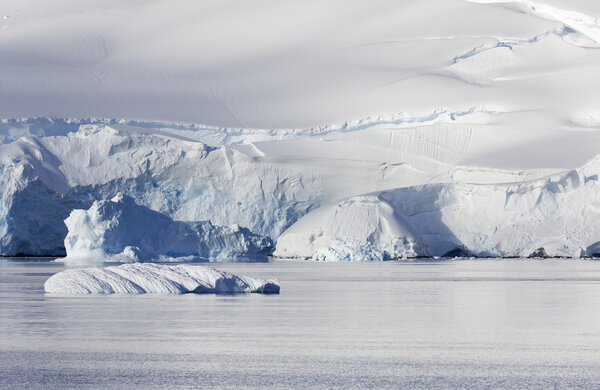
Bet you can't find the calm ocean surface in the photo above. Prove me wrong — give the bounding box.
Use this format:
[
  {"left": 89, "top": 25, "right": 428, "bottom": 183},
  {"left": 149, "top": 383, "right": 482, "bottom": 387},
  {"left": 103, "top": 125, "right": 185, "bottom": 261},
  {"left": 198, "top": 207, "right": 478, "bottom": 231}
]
[{"left": 2, "top": 258, "right": 600, "bottom": 389}]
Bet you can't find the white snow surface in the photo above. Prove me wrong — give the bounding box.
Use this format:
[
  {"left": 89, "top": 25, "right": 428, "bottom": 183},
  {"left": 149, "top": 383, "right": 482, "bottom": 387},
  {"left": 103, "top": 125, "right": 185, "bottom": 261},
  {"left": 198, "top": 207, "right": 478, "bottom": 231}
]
[
  {"left": 1, "top": 0, "right": 600, "bottom": 131},
  {"left": 275, "top": 156, "right": 600, "bottom": 260},
  {"left": 44, "top": 263, "right": 280, "bottom": 294},
  {"left": 62, "top": 194, "right": 273, "bottom": 263}
]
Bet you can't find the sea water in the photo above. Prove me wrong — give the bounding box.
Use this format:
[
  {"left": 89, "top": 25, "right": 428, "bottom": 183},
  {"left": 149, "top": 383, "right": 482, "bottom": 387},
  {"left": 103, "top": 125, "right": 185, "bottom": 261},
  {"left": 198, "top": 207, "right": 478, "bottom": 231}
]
[{"left": 2, "top": 258, "right": 600, "bottom": 389}]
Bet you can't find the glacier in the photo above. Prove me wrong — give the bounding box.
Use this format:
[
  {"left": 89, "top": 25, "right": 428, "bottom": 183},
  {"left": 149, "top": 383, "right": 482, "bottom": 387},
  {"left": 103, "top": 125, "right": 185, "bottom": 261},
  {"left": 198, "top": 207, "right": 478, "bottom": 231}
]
[
  {"left": 62, "top": 194, "right": 273, "bottom": 263},
  {"left": 43, "top": 263, "right": 280, "bottom": 294},
  {"left": 0, "top": 124, "right": 429, "bottom": 257},
  {"left": 275, "top": 156, "right": 600, "bottom": 260},
  {"left": 2, "top": 118, "right": 600, "bottom": 259}
]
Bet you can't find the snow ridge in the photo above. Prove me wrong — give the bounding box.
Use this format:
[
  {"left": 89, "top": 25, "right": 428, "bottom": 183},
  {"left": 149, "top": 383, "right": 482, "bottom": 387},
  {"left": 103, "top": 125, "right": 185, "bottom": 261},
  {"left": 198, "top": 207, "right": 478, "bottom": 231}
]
[
  {"left": 1, "top": 108, "right": 503, "bottom": 147},
  {"left": 453, "top": 24, "right": 586, "bottom": 65}
]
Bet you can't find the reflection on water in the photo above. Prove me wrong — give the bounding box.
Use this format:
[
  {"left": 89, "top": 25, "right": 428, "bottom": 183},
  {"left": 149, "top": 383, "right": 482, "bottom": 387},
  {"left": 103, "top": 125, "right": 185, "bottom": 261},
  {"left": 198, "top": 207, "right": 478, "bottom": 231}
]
[{"left": 2, "top": 259, "right": 600, "bottom": 388}]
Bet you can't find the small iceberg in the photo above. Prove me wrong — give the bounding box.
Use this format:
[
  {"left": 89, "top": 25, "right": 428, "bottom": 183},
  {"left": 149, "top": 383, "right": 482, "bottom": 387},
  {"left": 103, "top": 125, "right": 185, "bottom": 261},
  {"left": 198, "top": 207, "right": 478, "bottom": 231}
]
[{"left": 44, "top": 263, "right": 280, "bottom": 294}]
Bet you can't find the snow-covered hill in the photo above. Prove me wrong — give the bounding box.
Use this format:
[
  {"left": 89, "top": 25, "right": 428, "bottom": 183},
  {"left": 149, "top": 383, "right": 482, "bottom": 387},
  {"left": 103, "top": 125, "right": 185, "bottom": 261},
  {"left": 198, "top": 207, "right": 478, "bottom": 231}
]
[
  {"left": 275, "top": 156, "right": 600, "bottom": 260},
  {"left": 0, "top": 0, "right": 599, "bottom": 129},
  {"left": 1, "top": 0, "right": 599, "bottom": 259}
]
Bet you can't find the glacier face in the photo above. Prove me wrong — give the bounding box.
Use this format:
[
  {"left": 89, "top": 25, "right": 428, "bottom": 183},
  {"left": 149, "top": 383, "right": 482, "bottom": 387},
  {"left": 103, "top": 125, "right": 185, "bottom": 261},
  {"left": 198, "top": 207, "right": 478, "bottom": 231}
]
[
  {"left": 44, "top": 263, "right": 280, "bottom": 294},
  {"left": 2, "top": 118, "right": 600, "bottom": 259},
  {"left": 275, "top": 157, "right": 600, "bottom": 260},
  {"left": 0, "top": 125, "right": 428, "bottom": 257},
  {"left": 311, "top": 239, "right": 390, "bottom": 262},
  {"left": 63, "top": 194, "right": 274, "bottom": 263}
]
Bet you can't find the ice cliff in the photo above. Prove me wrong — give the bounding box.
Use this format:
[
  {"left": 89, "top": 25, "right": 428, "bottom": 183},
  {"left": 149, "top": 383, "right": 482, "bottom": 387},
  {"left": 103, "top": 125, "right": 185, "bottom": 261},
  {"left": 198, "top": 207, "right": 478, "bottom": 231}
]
[
  {"left": 275, "top": 156, "right": 600, "bottom": 260},
  {"left": 0, "top": 125, "right": 421, "bottom": 256},
  {"left": 63, "top": 194, "right": 273, "bottom": 263},
  {"left": 2, "top": 121, "right": 600, "bottom": 259},
  {"left": 44, "top": 263, "right": 280, "bottom": 294}
]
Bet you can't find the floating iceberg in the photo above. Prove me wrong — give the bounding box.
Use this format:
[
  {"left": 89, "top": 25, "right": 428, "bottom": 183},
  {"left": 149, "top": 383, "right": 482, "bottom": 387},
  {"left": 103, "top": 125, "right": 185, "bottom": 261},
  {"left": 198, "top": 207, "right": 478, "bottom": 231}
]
[
  {"left": 44, "top": 263, "right": 280, "bottom": 294},
  {"left": 62, "top": 194, "right": 273, "bottom": 263}
]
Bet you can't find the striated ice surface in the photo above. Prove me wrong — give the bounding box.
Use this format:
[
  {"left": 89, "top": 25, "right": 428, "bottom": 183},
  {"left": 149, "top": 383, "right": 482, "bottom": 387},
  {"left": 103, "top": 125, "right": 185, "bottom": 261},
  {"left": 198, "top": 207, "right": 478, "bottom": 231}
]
[{"left": 43, "top": 263, "right": 280, "bottom": 295}]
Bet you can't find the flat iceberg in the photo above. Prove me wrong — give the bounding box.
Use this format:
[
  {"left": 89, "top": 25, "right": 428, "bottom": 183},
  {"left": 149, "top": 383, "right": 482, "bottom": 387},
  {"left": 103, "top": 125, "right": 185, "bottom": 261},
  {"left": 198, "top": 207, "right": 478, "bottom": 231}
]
[
  {"left": 62, "top": 194, "right": 273, "bottom": 263},
  {"left": 44, "top": 263, "right": 280, "bottom": 294}
]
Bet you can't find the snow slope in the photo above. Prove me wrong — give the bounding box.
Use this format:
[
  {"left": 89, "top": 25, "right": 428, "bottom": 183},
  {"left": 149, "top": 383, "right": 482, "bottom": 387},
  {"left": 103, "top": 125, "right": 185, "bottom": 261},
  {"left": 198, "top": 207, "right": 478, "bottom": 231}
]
[
  {"left": 62, "top": 194, "right": 273, "bottom": 263},
  {"left": 1, "top": 0, "right": 599, "bottom": 131},
  {"left": 275, "top": 156, "right": 600, "bottom": 260},
  {"left": 44, "top": 263, "right": 280, "bottom": 294}
]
